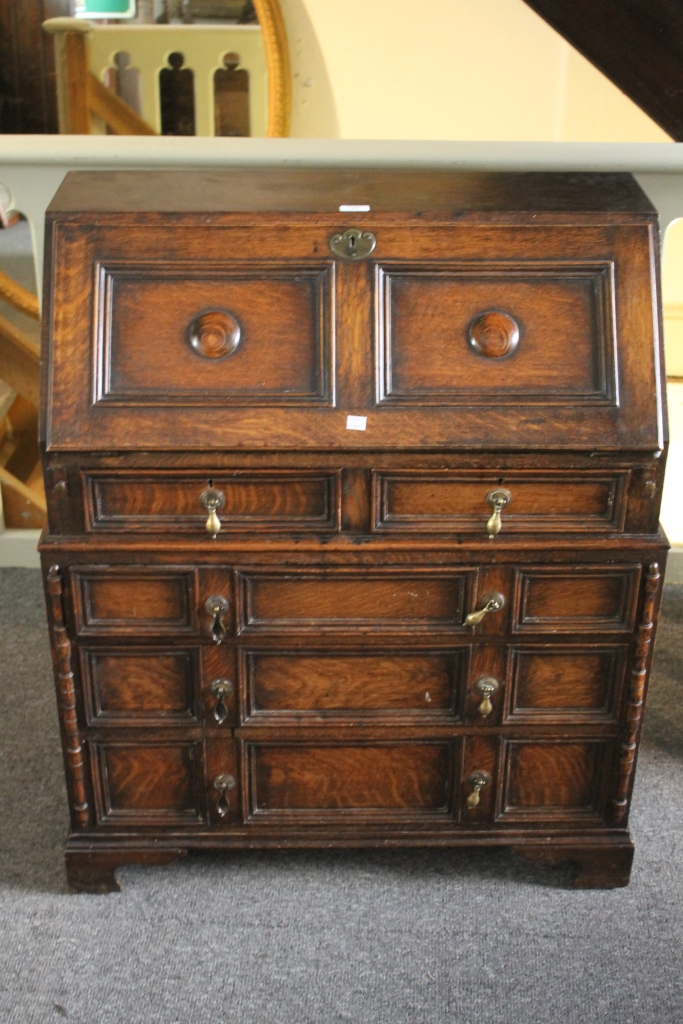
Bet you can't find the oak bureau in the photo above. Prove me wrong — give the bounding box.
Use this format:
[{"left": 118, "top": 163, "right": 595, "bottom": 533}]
[{"left": 40, "top": 169, "right": 668, "bottom": 892}]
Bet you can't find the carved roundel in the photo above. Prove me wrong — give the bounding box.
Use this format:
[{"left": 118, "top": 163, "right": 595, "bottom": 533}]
[
  {"left": 188, "top": 309, "right": 241, "bottom": 359},
  {"left": 468, "top": 310, "right": 520, "bottom": 359}
]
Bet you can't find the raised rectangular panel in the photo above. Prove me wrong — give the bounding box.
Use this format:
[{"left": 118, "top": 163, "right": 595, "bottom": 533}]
[
  {"left": 497, "top": 739, "right": 612, "bottom": 824},
  {"left": 245, "top": 741, "right": 455, "bottom": 820},
  {"left": 376, "top": 263, "right": 616, "bottom": 407},
  {"left": 242, "top": 649, "right": 466, "bottom": 721},
  {"left": 84, "top": 470, "right": 340, "bottom": 532},
  {"left": 513, "top": 566, "right": 640, "bottom": 633},
  {"left": 91, "top": 740, "right": 205, "bottom": 825},
  {"left": 373, "top": 471, "right": 629, "bottom": 533},
  {"left": 72, "top": 567, "right": 197, "bottom": 636},
  {"left": 95, "top": 262, "right": 334, "bottom": 406},
  {"left": 505, "top": 646, "right": 628, "bottom": 723},
  {"left": 80, "top": 646, "right": 201, "bottom": 725},
  {"left": 237, "top": 568, "right": 476, "bottom": 633}
]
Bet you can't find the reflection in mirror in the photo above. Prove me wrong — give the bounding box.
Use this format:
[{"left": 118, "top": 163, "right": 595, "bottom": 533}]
[
  {"left": 159, "top": 51, "right": 196, "bottom": 134},
  {"left": 214, "top": 51, "right": 250, "bottom": 135}
]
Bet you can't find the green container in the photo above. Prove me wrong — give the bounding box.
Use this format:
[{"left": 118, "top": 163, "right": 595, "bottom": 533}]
[{"left": 75, "top": 0, "right": 136, "bottom": 17}]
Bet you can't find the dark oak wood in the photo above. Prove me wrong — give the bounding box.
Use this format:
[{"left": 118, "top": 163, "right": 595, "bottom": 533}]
[
  {"left": 64, "top": 849, "right": 188, "bottom": 894},
  {"left": 512, "top": 842, "right": 635, "bottom": 889},
  {"left": 40, "top": 170, "right": 668, "bottom": 891}
]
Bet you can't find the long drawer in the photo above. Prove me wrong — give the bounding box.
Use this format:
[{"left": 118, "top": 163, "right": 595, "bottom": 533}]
[
  {"left": 83, "top": 470, "right": 341, "bottom": 534},
  {"left": 83, "top": 731, "right": 618, "bottom": 830},
  {"left": 372, "top": 470, "right": 631, "bottom": 534},
  {"left": 66, "top": 562, "right": 642, "bottom": 639}
]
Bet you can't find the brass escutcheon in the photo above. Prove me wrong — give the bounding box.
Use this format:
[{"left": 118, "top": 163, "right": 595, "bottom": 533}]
[{"left": 329, "top": 228, "right": 377, "bottom": 261}]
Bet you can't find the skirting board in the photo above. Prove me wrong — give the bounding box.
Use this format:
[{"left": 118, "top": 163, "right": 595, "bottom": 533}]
[
  {"left": 2, "top": 530, "right": 683, "bottom": 582},
  {"left": 0, "top": 530, "right": 40, "bottom": 568}
]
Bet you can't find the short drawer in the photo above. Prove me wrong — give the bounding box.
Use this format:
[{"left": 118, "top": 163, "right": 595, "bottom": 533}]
[
  {"left": 79, "top": 645, "right": 202, "bottom": 725},
  {"left": 373, "top": 470, "right": 630, "bottom": 535},
  {"left": 503, "top": 645, "right": 628, "bottom": 724},
  {"left": 84, "top": 471, "right": 340, "bottom": 533},
  {"left": 237, "top": 568, "right": 477, "bottom": 633},
  {"left": 496, "top": 738, "right": 614, "bottom": 824},
  {"left": 89, "top": 738, "right": 207, "bottom": 826},
  {"left": 241, "top": 648, "right": 467, "bottom": 722},
  {"left": 71, "top": 566, "right": 198, "bottom": 636},
  {"left": 512, "top": 566, "right": 640, "bottom": 634}
]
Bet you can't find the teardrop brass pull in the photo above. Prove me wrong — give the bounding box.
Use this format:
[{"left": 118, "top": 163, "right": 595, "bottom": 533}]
[
  {"left": 474, "top": 677, "right": 499, "bottom": 717},
  {"left": 199, "top": 487, "right": 226, "bottom": 539},
  {"left": 204, "top": 595, "right": 229, "bottom": 643},
  {"left": 466, "top": 770, "right": 491, "bottom": 809},
  {"left": 486, "top": 488, "right": 512, "bottom": 539},
  {"left": 329, "top": 228, "right": 376, "bottom": 261},
  {"left": 464, "top": 592, "right": 505, "bottom": 628},
  {"left": 213, "top": 773, "right": 236, "bottom": 817},
  {"left": 210, "top": 678, "right": 233, "bottom": 724}
]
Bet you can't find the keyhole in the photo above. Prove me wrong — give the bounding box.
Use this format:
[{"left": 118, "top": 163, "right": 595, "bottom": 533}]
[{"left": 349, "top": 234, "right": 356, "bottom": 250}]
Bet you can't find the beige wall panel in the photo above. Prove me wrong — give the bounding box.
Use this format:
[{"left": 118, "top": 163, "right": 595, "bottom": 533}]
[
  {"left": 561, "top": 47, "right": 671, "bottom": 143},
  {"left": 283, "top": 0, "right": 670, "bottom": 143}
]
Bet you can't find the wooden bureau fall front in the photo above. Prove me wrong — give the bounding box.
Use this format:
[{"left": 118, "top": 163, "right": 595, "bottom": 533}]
[{"left": 40, "top": 169, "right": 668, "bottom": 892}]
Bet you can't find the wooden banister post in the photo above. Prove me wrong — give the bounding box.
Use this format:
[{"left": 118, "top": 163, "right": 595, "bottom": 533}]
[{"left": 43, "top": 18, "right": 93, "bottom": 135}]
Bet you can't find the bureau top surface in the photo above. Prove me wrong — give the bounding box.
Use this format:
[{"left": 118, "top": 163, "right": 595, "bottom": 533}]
[{"left": 48, "top": 169, "right": 656, "bottom": 219}]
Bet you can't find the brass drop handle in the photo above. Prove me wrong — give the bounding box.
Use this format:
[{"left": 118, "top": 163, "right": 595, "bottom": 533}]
[
  {"left": 210, "top": 678, "right": 233, "bottom": 724},
  {"left": 200, "top": 487, "right": 226, "bottom": 539},
  {"left": 464, "top": 592, "right": 505, "bottom": 628},
  {"left": 486, "top": 488, "right": 511, "bottom": 539},
  {"left": 475, "top": 677, "right": 499, "bottom": 717},
  {"left": 205, "top": 595, "right": 229, "bottom": 644},
  {"left": 466, "top": 770, "right": 491, "bottom": 809},
  {"left": 213, "top": 773, "right": 236, "bottom": 817}
]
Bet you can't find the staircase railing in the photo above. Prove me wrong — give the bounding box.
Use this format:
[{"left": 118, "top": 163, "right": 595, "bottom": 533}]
[{"left": 43, "top": 1, "right": 290, "bottom": 137}]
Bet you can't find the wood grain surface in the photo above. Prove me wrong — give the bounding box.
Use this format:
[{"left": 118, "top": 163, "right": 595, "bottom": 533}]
[{"left": 40, "top": 169, "right": 669, "bottom": 890}]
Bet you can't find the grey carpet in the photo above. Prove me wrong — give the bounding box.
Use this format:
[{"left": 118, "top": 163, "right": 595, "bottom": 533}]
[{"left": 1, "top": 568, "right": 681, "bottom": 1024}]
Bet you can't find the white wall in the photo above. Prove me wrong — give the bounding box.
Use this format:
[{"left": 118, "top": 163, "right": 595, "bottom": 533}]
[{"left": 282, "top": 0, "right": 670, "bottom": 143}]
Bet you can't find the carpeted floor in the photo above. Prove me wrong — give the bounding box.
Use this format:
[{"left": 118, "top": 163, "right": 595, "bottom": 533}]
[{"left": 1, "top": 568, "right": 681, "bottom": 1024}]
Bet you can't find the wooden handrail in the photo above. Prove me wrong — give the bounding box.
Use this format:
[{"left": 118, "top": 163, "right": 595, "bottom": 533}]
[
  {"left": 44, "top": 18, "right": 157, "bottom": 135},
  {"left": 0, "top": 270, "right": 40, "bottom": 320},
  {"left": 0, "top": 466, "right": 47, "bottom": 515},
  {"left": 0, "top": 314, "right": 40, "bottom": 407},
  {"left": 43, "top": 5, "right": 290, "bottom": 137},
  {"left": 87, "top": 73, "right": 157, "bottom": 135}
]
